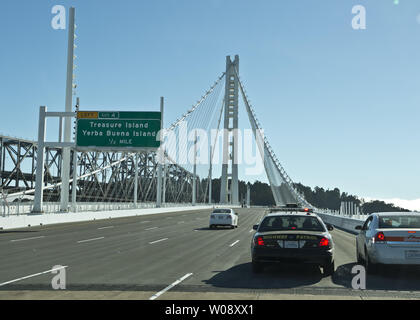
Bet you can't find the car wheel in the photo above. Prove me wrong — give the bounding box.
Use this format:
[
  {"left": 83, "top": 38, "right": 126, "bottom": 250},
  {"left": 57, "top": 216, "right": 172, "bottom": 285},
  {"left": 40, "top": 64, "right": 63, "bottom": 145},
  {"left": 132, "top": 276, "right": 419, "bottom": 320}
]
[
  {"left": 356, "top": 246, "right": 363, "bottom": 264},
  {"left": 323, "top": 261, "right": 335, "bottom": 277},
  {"left": 209, "top": 225, "right": 214, "bottom": 229},
  {"left": 365, "top": 248, "right": 378, "bottom": 274},
  {"left": 231, "top": 225, "right": 235, "bottom": 229},
  {"left": 252, "top": 261, "right": 263, "bottom": 274}
]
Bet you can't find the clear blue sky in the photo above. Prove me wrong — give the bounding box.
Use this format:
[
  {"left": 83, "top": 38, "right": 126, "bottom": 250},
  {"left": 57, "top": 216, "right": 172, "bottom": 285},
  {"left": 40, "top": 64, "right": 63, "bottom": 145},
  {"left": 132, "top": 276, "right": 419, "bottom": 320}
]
[{"left": 1, "top": 0, "right": 420, "bottom": 202}]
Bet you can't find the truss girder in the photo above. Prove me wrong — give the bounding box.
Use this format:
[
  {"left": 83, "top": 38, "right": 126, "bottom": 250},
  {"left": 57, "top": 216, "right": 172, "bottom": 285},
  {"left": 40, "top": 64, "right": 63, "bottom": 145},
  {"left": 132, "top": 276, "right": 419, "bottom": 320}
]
[{"left": 0, "top": 135, "right": 200, "bottom": 204}]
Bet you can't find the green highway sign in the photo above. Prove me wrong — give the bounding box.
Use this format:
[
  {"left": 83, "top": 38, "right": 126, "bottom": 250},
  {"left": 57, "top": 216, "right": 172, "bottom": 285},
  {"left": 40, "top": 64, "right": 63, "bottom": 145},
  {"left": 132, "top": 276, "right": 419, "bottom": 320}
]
[{"left": 76, "top": 111, "right": 162, "bottom": 150}]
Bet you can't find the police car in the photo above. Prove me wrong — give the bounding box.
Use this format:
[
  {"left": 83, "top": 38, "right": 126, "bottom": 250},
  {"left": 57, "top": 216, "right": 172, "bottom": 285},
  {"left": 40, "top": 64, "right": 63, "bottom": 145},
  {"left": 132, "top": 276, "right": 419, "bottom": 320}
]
[{"left": 251, "top": 206, "right": 335, "bottom": 276}]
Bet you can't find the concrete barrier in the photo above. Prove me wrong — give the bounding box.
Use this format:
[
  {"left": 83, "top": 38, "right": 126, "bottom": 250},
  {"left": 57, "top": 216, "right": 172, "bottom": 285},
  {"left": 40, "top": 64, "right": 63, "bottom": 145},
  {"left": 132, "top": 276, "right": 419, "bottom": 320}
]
[
  {"left": 0, "top": 205, "right": 214, "bottom": 230},
  {"left": 317, "top": 212, "right": 365, "bottom": 235}
]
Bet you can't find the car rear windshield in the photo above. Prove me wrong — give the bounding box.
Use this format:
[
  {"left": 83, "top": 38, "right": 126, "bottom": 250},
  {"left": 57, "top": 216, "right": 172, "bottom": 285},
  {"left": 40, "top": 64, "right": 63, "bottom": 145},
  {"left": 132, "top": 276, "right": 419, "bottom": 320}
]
[
  {"left": 258, "top": 216, "right": 325, "bottom": 232},
  {"left": 213, "top": 209, "right": 231, "bottom": 214},
  {"left": 378, "top": 216, "right": 420, "bottom": 229}
]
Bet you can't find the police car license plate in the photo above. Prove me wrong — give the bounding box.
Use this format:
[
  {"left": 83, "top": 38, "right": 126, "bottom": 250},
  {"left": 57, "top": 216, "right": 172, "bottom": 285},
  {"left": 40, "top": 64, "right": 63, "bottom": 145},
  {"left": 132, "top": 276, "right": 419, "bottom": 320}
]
[
  {"left": 285, "top": 241, "right": 299, "bottom": 249},
  {"left": 405, "top": 250, "right": 420, "bottom": 259}
]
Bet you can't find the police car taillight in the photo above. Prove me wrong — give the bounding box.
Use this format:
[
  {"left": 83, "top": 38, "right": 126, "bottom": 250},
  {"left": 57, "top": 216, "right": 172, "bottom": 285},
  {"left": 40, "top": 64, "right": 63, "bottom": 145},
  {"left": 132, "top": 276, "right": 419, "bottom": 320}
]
[
  {"left": 319, "top": 237, "right": 330, "bottom": 247},
  {"left": 256, "top": 236, "right": 265, "bottom": 246}
]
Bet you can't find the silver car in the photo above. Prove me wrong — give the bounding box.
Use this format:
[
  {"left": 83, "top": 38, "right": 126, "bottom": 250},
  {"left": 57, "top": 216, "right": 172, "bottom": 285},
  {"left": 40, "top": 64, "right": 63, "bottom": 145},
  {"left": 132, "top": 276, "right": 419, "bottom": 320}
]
[{"left": 356, "top": 212, "right": 420, "bottom": 273}]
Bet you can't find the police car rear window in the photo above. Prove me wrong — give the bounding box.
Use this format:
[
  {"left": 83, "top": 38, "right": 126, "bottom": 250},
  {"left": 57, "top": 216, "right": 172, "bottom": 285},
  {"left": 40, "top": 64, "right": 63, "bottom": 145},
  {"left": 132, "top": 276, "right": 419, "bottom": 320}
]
[
  {"left": 213, "top": 209, "right": 231, "bottom": 214},
  {"left": 259, "top": 216, "right": 325, "bottom": 232}
]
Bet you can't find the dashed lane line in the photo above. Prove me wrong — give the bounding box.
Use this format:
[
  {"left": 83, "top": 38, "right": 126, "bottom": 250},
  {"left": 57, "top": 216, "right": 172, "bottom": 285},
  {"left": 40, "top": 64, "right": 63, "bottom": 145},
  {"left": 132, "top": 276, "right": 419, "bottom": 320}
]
[
  {"left": 149, "top": 238, "right": 168, "bottom": 245},
  {"left": 230, "top": 240, "right": 240, "bottom": 247},
  {"left": 10, "top": 236, "right": 46, "bottom": 243},
  {"left": 77, "top": 237, "right": 105, "bottom": 244},
  {"left": 98, "top": 226, "right": 114, "bottom": 230},
  {"left": 145, "top": 227, "right": 158, "bottom": 231}
]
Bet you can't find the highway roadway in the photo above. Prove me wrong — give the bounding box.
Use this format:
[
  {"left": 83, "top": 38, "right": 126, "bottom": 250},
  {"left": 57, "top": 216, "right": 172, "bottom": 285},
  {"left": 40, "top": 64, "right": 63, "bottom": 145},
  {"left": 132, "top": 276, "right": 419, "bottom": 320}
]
[{"left": 1, "top": 208, "right": 420, "bottom": 300}]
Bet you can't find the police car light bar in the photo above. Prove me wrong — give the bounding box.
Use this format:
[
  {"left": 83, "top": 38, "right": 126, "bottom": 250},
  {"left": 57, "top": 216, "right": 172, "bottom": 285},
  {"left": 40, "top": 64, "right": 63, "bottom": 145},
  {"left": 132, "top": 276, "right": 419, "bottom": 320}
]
[{"left": 268, "top": 207, "right": 314, "bottom": 214}]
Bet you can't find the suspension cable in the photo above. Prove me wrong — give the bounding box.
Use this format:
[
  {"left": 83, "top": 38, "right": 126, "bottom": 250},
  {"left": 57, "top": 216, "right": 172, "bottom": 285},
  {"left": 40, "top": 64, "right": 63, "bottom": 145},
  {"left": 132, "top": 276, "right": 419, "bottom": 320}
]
[{"left": 234, "top": 68, "right": 311, "bottom": 208}]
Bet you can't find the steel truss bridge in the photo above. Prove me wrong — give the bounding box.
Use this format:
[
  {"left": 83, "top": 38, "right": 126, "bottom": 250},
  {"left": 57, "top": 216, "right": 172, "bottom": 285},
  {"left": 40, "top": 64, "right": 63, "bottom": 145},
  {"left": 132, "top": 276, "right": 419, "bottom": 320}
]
[
  {"left": 0, "top": 136, "right": 206, "bottom": 204},
  {"left": 0, "top": 55, "right": 311, "bottom": 212}
]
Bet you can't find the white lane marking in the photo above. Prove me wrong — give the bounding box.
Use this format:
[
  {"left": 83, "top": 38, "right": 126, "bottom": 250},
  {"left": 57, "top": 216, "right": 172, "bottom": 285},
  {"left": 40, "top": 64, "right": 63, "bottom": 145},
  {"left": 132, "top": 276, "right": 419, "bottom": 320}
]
[
  {"left": 0, "top": 266, "right": 68, "bottom": 287},
  {"left": 145, "top": 227, "right": 158, "bottom": 231},
  {"left": 77, "top": 237, "right": 104, "bottom": 244},
  {"left": 149, "top": 273, "right": 193, "bottom": 300},
  {"left": 141, "top": 221, "right": 151, "bottom": 224},
  {"left": 98, "top": 226, "right": 114, "bottom": 230},
  {"left": 249, "top": 229, "right": 254, "bottom": 233},
  {"left": 178, "top": 221, "right": 185, "bottom": 224},
  {"left": 10, "top": 236, "right": 45, "bottom": 243},
  {"left": 230, "top": 240, "right": 240, "bottom": 247},
  {"left": 149, "top": 238, "right": 168, "bottom": 245}
]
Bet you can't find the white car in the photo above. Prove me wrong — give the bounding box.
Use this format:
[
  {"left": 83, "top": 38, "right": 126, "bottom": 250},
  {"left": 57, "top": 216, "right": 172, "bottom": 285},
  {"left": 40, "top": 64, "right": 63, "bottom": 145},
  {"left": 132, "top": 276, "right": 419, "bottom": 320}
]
[
  {"left": 209, "top": 208, "right": 238, "bottom": 229},
  {"left": 356, "top": 212, "right": 420, "bottom": 273}
]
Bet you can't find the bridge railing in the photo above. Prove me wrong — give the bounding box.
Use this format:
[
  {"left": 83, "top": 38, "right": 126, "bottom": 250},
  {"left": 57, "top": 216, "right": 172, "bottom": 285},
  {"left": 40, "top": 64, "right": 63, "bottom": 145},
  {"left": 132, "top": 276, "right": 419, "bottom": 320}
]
[
  {"left": 317, "top": 208, "right": 369, "bottom": 221},
  {"left": 314, "top": 208, "right": 367, "bottom": 234},
  {"left": 0, "top": 201, "right": 210, "bottom": 217}
]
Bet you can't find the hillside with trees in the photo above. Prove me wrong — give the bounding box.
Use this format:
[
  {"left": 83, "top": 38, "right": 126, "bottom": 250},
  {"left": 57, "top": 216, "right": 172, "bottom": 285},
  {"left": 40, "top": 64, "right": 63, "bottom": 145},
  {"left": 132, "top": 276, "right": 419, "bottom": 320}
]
[
  {"left": 293, "top": 183, "right": 410, "bottom": 214},
  {"left": 209, "top": 179, "right": 410, "bottom": 213}
]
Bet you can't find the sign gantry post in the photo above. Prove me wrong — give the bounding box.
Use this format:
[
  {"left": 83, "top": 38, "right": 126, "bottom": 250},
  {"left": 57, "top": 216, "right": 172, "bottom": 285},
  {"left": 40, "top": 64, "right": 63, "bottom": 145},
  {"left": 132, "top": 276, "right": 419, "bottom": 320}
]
[
  {"left": 32, "top": 107, "right": 76, "bottom": 214},
  {"left": 32, "top": 104, "right": 163, "bottom": 214},
  {"left": 32, "top": 107, "right": 47, "bottom": 214},
  {"left": 60, "top": 7, "right": 76, "bottom": 213}
]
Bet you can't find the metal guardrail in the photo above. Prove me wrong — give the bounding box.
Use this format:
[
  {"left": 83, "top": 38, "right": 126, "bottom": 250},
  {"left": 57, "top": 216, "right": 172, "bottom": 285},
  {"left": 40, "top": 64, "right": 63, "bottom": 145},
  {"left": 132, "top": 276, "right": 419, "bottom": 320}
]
[
  {"left": 316, "top": 208, "right": 368, "bottom": 221},
  {"left": 316, "top": 211, "right": 366, "bottom": 235},
  {"left": 0, "top": 201, "right": 207, "bottom": 217}
]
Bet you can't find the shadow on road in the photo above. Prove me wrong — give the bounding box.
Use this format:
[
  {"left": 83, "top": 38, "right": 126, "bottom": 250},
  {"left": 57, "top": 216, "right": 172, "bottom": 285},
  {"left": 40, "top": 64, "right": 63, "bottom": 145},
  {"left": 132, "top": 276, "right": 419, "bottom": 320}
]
[
  {"left": 0, "top": 230, "right": 39, "bottom": 234},
  {"left": 194, "top": 227, "right": 234, "bottom": 231},
  {"left": 333, "top": 262, "right": 420, "bottom": 291},
  {"left": 204, "top": 262, "right": 323, "bottom": 289}
]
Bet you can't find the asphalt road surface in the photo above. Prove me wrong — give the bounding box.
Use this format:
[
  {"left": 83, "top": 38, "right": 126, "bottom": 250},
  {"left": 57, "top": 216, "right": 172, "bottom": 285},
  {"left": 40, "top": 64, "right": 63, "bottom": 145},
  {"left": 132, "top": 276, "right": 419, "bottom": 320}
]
[{"left": 1, "top": 208, "right": 420, "bottom": 300}]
